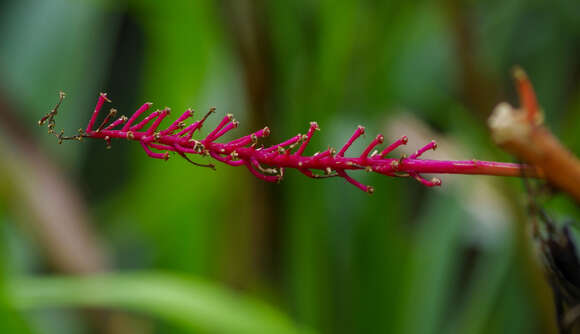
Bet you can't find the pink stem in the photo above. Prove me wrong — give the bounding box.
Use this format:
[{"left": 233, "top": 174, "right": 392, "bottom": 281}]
[
  {"left": 160, "top": 109, "right": 193, "bottom": 136},
  {"left": 86, "top": 93, "right": 110, "bottom": 132},
  {"left": 104, "top": 116, "right": 128, "bottom": 131},
  {"left": 130, "top": 110, "right": 161, "bottom": 131},
  {"left": 409, "top": 140, "right": 437, "bottom": 159},
  {"left": 225, "top": 127, "right": 270, "bottom": 149},
  {"left": 336, "top": 169, "right": 373, "bottom": 193},
  {"left": 245, "top": 159, "right": 280, "bottom": 183},
  {"left": 144, "top": 109, "right": 170, "bottom": 136},
  {"left": 310, "top": 148, "right": 334, "bottom": 161},
  {"left": 338, "top": 126, "right": 365, "bottom": 156},
  {"left": 206, "top": 114, "right": 233, "bottom": 142},
  {"left": 295, "top": 122, "right": 319, "bottom": 156},
  {"left": 123, "top": 102, "right": 152, "bottom": 130},
  {"left": 360, "top": 134, "right": 384, "bottom": 160},
  {"left": 262, "top": 134, "right": 302, "bottom": 153},
  {"left": 210, "top": 152, "right": 245, "bottom": 166},
  {"left": 413, "top": 174, "right": 441, "bottom": 187},
  {"left": 149, "top": 142, "right": 177, "bottom": 152},
  {"left": 379, "top": 136, "right": 407, "bottom": 158},
  {"left": 211, "top": 121, "right": 238, "bottom": 141},
  {"left": 141, "top": 142, "right": 169, "bottom": 160}
]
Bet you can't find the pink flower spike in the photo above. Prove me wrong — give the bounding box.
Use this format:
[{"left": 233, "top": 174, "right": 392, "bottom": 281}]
[
  {"left": 338, "top": 126, "right": 365, "bottom": 157},
  {"left": 160, "top": 109, "right": 193, "bottom": 136},
  {"left": 361, "top": 134, "right": 384, "bottom": 160},
  {"left": 42, "top": 92, "right": 544, "bottom": 195},
  {"left": 130, "top": 110, "right": 161, "bottom": 131},
  {"left": 379, "top": 136, "right": 408, "bottom": 158},
  {"left": 295, "top": 122, "right": 319, "bottom": 156},
  {"left": 104, "top": 116, "right": 128, "bottom": 131},
  {"left": 140, "top": 142, "right": 169, "bottom": 160},
  {"left": 86, "top": 93, "right": 110, "bottom": 132},
  {"left": 409, "top": 140, "right": 437, "bottom": 159},
  {"left": 123, "top": 102, "right": 152, "bottom": 131}
]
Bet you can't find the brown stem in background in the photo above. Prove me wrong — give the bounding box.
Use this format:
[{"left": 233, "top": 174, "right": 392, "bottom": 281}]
[
  {"left": 445, "top": 0, "right": 500, "bottom": 118},
  {"left": 488, "top": 68, "right": 580, "bottom": 334},
  {"left": 0, "top": 94, "right": 107, "bottom": 274},
  {"left": 445, "top": 3, "right": 560, "bottom": 331},
  {"left": 219, "top": 0, "right": 279, "bottom": 288},
  {"left": 0, "top": 91, "right": 146, "bottom": 334},
  {"left": 489, "top": 68, "right": 580, "bottom": 203}
]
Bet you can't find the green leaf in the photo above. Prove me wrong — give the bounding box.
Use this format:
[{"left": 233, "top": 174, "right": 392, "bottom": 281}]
[{"left": 8, "top": 272, "right": 313, "bottom": 334}]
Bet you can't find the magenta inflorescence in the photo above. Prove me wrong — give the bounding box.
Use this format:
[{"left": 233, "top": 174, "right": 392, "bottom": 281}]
[{"left": 39, "top": 92, "right": 529, "bottom": 193}]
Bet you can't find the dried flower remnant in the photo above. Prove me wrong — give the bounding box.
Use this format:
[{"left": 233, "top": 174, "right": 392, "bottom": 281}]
[
  {"left": 488, "top": 66, "right": 580, "bottom": 202},
  {"left": 39, "top": 92, "right": 540, "bottom": 193}
]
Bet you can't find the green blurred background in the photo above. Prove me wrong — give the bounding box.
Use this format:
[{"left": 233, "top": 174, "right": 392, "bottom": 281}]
[{"left": 0, "top": 0, "right": 579, "bottom": 333}]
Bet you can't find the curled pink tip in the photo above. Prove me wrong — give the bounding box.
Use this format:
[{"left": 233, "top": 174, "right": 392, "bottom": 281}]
[{"left": 414, "top": 174, "right": 441, "bottom": 187}]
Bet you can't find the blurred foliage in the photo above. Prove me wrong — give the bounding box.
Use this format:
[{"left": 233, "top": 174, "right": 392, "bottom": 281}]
[
  {"left": 9, "top": 272, "right": 309, "bottom": 333},
  {"left": 0, "top": 0, "right": 578, "bottom": 333}
]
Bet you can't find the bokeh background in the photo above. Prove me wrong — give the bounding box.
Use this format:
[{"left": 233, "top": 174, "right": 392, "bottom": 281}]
[{"left": 0, "top": 0, "right": 579, "bottom": 333}]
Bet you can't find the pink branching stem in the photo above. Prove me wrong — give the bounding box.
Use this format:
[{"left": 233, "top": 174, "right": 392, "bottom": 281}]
[{"left": 40, "top": 93, "right": 542, "bottom": 194}]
